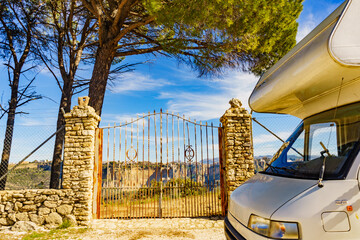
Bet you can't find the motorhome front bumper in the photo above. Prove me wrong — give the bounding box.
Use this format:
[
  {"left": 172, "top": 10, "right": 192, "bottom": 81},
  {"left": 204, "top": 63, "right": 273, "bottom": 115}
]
[
  {"left": 225, "top": 216, "right": 246, "bottom": 240},
  {"left": 224, "top": 216, "right": 269, "bottom": 240}
]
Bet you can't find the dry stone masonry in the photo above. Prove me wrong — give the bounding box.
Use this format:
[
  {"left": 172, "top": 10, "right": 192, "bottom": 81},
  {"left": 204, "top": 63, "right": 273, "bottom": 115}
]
[
  {"left": 0, "top": 97, "right": 100, "bottom": 228},
  {"left": 220, "top": 99, "right": 255, "bottom": 200},
  {"left": 62, "top": 96, "right": 101, "bottom": 226},
  {"left": 0, "top": 189, "right": 75, "bottom": 228}
]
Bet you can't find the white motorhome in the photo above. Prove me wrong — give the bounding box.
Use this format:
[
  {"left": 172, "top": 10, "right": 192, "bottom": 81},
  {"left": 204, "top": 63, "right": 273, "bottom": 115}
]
[{"left": 225, "top": 0, "right": 360, "bottom": 239}]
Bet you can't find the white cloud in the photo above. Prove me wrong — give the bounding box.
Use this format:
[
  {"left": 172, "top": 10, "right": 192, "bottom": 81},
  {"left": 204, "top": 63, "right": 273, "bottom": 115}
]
[
  {"left": 100, "top": 113, "right": 145, "bottom": 125},
  {"left": 253, "top": 131, "right": 293, "bottom": 144},
  {"left": 109, "top": 72, "right": 171, "bottom": 93},
  {"left": 253, "top": 143, "right": 282, "bottom": 157},
  {"left": 159, "top": 71, "right": 258, "bottom": 121},
  {"left": 296, "top": 13, "right": 317, "bottom": 42},
  {"left": 296, "top": 2, "right": 341, "bottom": 43}
]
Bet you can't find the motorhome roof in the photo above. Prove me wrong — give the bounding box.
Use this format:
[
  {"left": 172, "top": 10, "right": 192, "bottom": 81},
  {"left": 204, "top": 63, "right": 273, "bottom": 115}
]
[{"left": 249, "top": 0, "right": 360, "bottom": 119}]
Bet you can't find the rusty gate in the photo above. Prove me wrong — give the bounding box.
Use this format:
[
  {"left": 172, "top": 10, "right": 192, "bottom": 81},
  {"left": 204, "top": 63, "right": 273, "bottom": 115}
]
[{"left": 93, "top": 110, "right": 225, "bottom": 219}]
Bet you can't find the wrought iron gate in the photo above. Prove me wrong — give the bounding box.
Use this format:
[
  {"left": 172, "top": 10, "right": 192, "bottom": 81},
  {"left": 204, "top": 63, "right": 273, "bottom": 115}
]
[{"left": 93, "top": 110, "right": 225, "bottom": 219}]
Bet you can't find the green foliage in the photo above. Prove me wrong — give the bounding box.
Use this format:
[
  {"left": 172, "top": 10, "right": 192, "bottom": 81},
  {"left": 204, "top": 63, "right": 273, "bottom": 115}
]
[
  {"left": 57, "top": 219, "right": 72, "bottom": 229},
  {"left": 135, "top": 178, "right": 207, "bottom": 200},
  {"left": 166, "top": 178, "right": 207, "bottom": 197},
  {"left": 81, "top": 0, "right": 304, "bottom": 114},
  {"left": 142, "top": 0, "right": 303, "bottom": 75},
  {"left": 21, "top": 227, "right": 89, "bottom": 240},
  {"left": 6, "top": 168, "right": 50, "bottom": 190},
  {"left": 22, "top": 232, "right": 46, "bottom": 240}
]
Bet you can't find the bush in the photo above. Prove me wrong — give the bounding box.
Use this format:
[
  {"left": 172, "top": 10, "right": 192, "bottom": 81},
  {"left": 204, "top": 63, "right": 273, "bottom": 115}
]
[{"left": 134, "top": 178, "right": 207, "bottom": 200}]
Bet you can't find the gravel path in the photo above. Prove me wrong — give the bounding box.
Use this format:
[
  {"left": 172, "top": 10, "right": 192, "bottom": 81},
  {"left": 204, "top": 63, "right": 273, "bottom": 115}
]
[
  {"left": 86, "top": 218, "right": 226, "bottom": 240},
  {"left": 0, "top": 218, "right": 226, "bottom": 240}
]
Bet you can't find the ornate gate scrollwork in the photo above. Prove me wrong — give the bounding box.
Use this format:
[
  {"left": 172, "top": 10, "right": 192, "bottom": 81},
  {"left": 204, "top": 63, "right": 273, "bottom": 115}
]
[
  {"left": 126, "top": 146, "right": 137, "bottom": 162},
  {"left": 185, "top": 145, "right": 194, "bottom": 162}
]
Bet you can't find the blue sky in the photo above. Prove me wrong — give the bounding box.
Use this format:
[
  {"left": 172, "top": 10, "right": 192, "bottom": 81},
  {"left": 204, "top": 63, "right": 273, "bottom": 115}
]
[{"left": 0, "top": 0, "right": 345, "bottom": 162}]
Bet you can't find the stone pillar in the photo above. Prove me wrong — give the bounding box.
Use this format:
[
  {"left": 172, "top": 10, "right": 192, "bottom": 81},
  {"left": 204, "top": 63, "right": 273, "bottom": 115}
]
[
  {"left": 220, "top": 98, "right": 255, "bottom": 198},
  {"left": 62, "top": 97, "right": 101, "bottom": 226}
]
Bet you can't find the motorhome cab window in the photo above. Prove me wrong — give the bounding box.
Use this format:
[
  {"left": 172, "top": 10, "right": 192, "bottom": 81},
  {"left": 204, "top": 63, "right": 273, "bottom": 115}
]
[{"left": 263, "top": 102, "right": 360, "bottom": 180}]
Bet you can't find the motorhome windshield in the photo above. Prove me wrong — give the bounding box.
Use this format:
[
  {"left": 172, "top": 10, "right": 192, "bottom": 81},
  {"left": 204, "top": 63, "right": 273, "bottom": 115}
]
[{"left": 263, "top": 102, "right": 360, "bottom": 180}]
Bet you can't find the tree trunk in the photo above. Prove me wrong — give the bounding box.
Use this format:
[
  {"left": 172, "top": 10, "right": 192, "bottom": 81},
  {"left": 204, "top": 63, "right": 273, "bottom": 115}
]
[
  {"left": 0, "top": 71, "right": 19, "bottom": 190},
  {"left": 88, "top": 43, "right": 116, "bottom": 116},
  {"left": 49, "top": 82, "right": 72, "bottom": 189}
]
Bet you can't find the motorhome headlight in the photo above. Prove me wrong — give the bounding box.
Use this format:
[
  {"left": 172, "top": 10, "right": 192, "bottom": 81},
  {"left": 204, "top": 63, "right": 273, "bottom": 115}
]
[{"left": 248, "top": 214, "right": 300, "bottom": 239}]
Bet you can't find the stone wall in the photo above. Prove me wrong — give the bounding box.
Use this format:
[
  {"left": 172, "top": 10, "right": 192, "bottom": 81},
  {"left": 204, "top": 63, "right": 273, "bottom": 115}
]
[
  {"left": 220, "top": 99, "right": 255, "bottom": 203},
  {"left": 0, "top": 189, "right": 75, "bottom": 228},
  {"left": 0, "top": 97, "right": 100, "bottom": 228}
]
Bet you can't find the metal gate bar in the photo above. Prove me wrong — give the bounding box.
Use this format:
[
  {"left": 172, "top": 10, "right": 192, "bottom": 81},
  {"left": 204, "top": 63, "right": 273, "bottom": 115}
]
[{"left": 96, "top": 110, "right": 224, "bottom": 219}]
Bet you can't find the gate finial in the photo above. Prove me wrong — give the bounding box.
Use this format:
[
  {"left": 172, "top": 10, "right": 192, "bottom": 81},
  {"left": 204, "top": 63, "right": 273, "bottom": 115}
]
[
  {"left": 223, "top": 98, "right": 244, "bottom": 115},
  {"left": 229, "top": 98, "right": 242, "bottom": 108},
  {"left": 78, "top": 96, "right": 90, "bottom": 106}
]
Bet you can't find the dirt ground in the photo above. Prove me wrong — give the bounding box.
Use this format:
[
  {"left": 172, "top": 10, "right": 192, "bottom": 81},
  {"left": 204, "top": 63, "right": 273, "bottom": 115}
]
[{"left": 0, "top": 218, "right": 226, "bottom": 240}]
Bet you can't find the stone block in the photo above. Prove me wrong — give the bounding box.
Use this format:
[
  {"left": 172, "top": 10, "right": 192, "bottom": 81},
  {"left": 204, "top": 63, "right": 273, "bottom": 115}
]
[
  {"left": 47, "top": 195, "right": 60, "bottom": 201},
  {"left": 34, "top": 195, "right": 47, "bottom": 203},
  {"left": 14, "top": 202, "right": 23, "bottom": 211},
  {"left": 0, "top": 217, "right": 10, "bottom": 226},
  {"left": 38, "top": 207, "right": 50, "bottom": 216},
  {"left": 11, "top": 221, "right": 39, "bottom": 232},
  {"left": 12, "top": 194, "right": 24, "bottom": 198},
  {"left": 15, "top": 212, "right": 29, "bottom": 221},
  {"left": 21, "top": 205, "right": 37, "bottom": 212},
  {"left": 7, "top": 213, "right": 16, "bottom": 222},
  {"left": 25, "top": 191, "right": 36, "bottom": 199},
  {"left": 45, "top": 212, "right": 62, "bottom": 225},
  {"left": 42, "top": 189, "right": 57, "bottom": 195},
  {"left": 29, "top": 214, "right": 45, "bottom": 225},
  {"left": 5, "top": 202, "right": 13, "bottom": 211},
  {"left": 43, "top": 201, "right": 57, "bottom": 208},
  {"left": 56, "top": 205, "right": 73, "bottom": 216},
  {"left": 0, "top": 204, "right": 5, "bottom": 213}
]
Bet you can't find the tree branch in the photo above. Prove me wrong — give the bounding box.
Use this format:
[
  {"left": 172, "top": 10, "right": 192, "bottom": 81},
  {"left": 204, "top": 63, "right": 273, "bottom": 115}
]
[
  {"left": 115, "top": 45, "right": 162, "bottom": 56},
  {"left": 114, "top": 16, "right": 155, "bottom": 43},
  {"left": 80, "top": 0, "right": 98, "bottom": 17},
  {"left": 113, "top": 0, "right": 129, "bottom": 27},
  {"left": 0, "top": 14, "right": 18, "bottom": 64},
  {"left": 36, "top": 46, "right": 63, "bottom": 93}
]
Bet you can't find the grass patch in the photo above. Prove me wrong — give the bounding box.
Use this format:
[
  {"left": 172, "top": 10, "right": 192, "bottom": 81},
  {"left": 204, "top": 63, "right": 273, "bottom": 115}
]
[
  {"left": 22, "top": 232, "right": 47, "bottom": 240},
  {"left": 57, "top": 219, "right": 72, "bottom": 229},
  {"left": 21, "top": 227, "right": 89, "bottom": 240}
]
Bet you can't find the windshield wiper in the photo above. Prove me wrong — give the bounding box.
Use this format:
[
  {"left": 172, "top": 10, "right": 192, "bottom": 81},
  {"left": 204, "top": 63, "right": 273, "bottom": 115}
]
[{"left": 318, "top": 141, "right": 331, "bottom": 188}]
